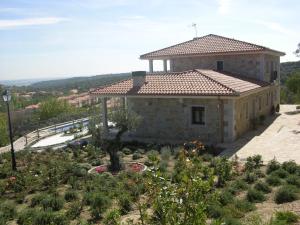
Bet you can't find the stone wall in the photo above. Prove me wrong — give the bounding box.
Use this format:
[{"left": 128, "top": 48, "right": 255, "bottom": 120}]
[
  {"left": 127, "top": 97, "right": 222, "bottom": 143},
  {"left": 234, "top": 85, "right": 280, "bottom": 138},
  {"left": 171, "top": 54, "right": 280, "bottom": 83}
]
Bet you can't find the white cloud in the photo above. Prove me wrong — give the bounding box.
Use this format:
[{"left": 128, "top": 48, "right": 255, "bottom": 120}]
[
  {"left": 0, "top": 17, "right": 68, "bottom": 29},
  {"left": 217, "top": 0, "right": 232, "bottom": 15}
]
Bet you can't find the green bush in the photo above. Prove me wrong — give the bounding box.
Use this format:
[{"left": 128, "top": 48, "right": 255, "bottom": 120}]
[
  {"left": 244, "top": 172, "right": 257, "bottom": 184},
  {"left": 245, "top": 155, "right": 263, "bottom": 172},
  {"left": 147, "top": 150, "right": 159, "bottom": 162},
  {"left": 17, "top": 209, "right": 36, "bottom": 225},
  {"left": 122, "top": 147, "right": 132, "bottom": 155},
  {"left": 30, "top": 193, "right": 48, "bottom": 207},
  {"left": 207, "top": 203, "right": 224, "bottom": 219},
  {"left": 86, "top": 192, "right": 111, "bottom": 220},
  {"left": 254, "top": 181, "right": 271, "bottom": 193},
  {"left": 272, "top": 168, "right": 289, "bottom": 178},
  {"left": 266, "top": 174, "right": 282, "bottom": 186},
  {"left": 282, "top": 161, "right": 299, "bottom": 174},
  {"left": 274, "top": 211, "right": 299, "bottom": 224},
  {"left": 286, "top": 174, "right": 300, "bottom": 187},
  {"left": 219, "top": 190, "right": 234, "bottom": 206},
  {"left": 103, "top": 209, "right": 121, "bottom": 225},
  {"left": 246, "top": 189, "right": 266, "bottom": 203},
  {"left": 91, "top": 159, "right": 102, "bottom": 166},
  {"left": 118, "top": 194, "right": 133, "bottom": 215},
  {"left": 41, "top": 195, "right": 65, "bottom": 211},
  {"left": 202, "top": 153, "right": 213, "bottom": 162},
  {"left": 66, "top": 201, "right": 82, "bottom": 220},
  {"left": 160, "top": 146, "right": 172, "bottom": 160},
  {"left": 0, "top": 201, "right": 16, "bottom": 222},
  {"left": 32, "top": 210, "right": 67, "bottom": 225},
  {"left": 233, "top": 199, "right": 255, "bottom": 213},
  {"left": 64, "top": 190, "right": 78, "bottom": 202},
  {"left": 275, "top": 185, "right": 299, "bottom": 204},
  {"left": 230, "top": 179, "right": 248, "bottom": 193},
  {"left": 159, "top": 160, "right": 169, "bottom": 172},
  {"left": 266, "top": 159, "right": 281, "bottom": 174},
  {"left": 137, "top": 148, "right": 146, "bottom": 154},
  {"left": 132, "top": 152, "right": 142, "bottom": 160}
]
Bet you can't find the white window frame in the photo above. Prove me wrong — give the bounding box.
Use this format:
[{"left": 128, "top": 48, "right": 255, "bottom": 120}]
[{"left": 190, "top": 105, "right": 206, "bottom": 126}]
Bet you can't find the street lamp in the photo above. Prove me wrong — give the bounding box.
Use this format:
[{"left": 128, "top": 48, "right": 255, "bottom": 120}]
[{"left": 2, "top": 90, "right": 17, "bottom": 171}]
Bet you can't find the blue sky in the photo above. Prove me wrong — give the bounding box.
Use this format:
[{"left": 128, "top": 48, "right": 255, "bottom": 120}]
[{"left": 0, "top": 0, "right": 299, "bottom": 80}]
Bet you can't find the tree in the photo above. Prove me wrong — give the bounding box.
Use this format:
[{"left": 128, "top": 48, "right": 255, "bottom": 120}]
[
  {"left": 106, "top": 107, "right": 141, "bottom": 172},
  {"left": 295, "top": 43, "right": 300, "bottom": 57},
  {"left": 38, "top": 98, "right": 72, "bottom": 120},
  {"left": 286, "top": 71, "right": 300, "bottom": 103},
  {"left": 0, "top": 113, "right": 9, "bottom": 147}
]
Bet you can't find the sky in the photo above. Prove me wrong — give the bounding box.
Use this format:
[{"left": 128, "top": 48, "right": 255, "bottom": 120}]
[{"left": 0, "top": 0, "right": 299, "bottom": 80}]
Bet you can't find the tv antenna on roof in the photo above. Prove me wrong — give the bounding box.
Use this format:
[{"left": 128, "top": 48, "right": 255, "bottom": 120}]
[{"left": 192, "top": 23, "right": 198, "bottom": 38}]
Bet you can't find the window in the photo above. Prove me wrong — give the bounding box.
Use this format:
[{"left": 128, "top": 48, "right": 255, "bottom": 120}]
[
  {"left": 217, "top": 61, "right": 224, "bottom": 71},
  {"left": 191, "top": 106, "right": 205, "bottom": 125}
]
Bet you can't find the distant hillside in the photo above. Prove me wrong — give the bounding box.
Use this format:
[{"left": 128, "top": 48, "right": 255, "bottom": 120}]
[
  {"left": 30, "top": 73, "right": 131, "bottom": 93},
  {"left": 0, "top": 78, "right": 52, "bottom": 87},
  {"left": 280, "top": 60, "right": 300, "bottom": 82}
]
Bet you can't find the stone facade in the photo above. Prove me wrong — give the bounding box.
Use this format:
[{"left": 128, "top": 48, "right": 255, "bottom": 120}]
[
  {"left": 170, "top": 53, "right": 280, "bottom": 83},
  {"left": 234, "top": 85, "right": 279, "bottom": 138},
  {"left": 127, "top": 97, "right": 223, "bottom": 143}
]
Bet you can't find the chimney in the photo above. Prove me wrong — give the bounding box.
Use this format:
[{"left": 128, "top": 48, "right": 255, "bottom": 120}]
[{"left": 132, "top": 71, "right": 146, "bottom": 87}]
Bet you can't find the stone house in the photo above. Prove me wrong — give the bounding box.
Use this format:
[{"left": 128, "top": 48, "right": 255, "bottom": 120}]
[{"left": 92, "top": 34, "right": 285, "bottom": 144}]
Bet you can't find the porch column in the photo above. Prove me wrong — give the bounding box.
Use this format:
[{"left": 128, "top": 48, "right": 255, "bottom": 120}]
[
  {"left": 149, "top": 59, "right": 154, "bottom": 73},
  {"left": 163, "top": 59, "right": 168, "bottom": 72},
  {"left": 101, "top": 97, "right": 108, "bottom": 136}
]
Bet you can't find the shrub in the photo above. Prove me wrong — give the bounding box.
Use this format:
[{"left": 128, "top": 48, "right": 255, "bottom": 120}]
[
  {"left": 17, "top": 209, "right": 36, "bottom": 225},
  {"left": 245, "top": 155, "right": 263, "bottom": 172},
  {"left": 137, "top": 148, "right": 146, "bottom": 154},
  {"left": 282, "top": 161, "right": 299, "bottom": 174},
  {"left": 103, "top": 209, "right": 121, "bottom": 225},
  {"left": 31, "top": 193, "right": 48, "bottom": 207},
  {"left": 66, "top": 201, "right": 82, "bottom": 220},
  {"left": 160, "top": 146, "right": 172, "bottom": 160},
  {"left": 207, "top": 203, "right": 224, "bottom": 219},
  {"left": 147, "top": 150, "right": 159, "bottom": 162},
  {"left": 246, "top": 189, "right": 266, "bottom": 203},
  {"left": 275, "top": 185, "right": 299, "bottom": 204},
  {"left": 41, "top": 195, "right": 64, "bottom": 211},
  {"left": 64, "top": 190, "right": 78, "bottom": 202},
  {"left": 122, "top": 147, "right": 132, "bottom": 155},
  {"left": 230, "top": 179, "right": 248, "bottom": 193},
  {"left": 274, "top": 211, "right": 299, "bottom": 224},
  {"left": 159, "top": 160, "right": 169, "bottom": 172},
  {"left": 234, "top": 199, "right": 255, "bottom": 213},
  {"left": 32, "top": 210, "right": 67, "bottom": 225},
  {"left": 132, "top": 152, "right": 142, "bottom": 160},
  {"left": 91, "top": 159, "right": 102, "bottom": 166},
  {"left": 266, "top": 159, "right": 281, "bottom": 174},
  {"left": 118, "top": 194, "right": 132, "bottom": 215},
  {"left": 219, "top": 190, "right": 234, "bottom": 206},
  {"left": 0, "top": 201, "right": 16, "bottom": 221},
  {"left": 202, "top": 153, "right": 213, "bottom": 162},
  {"left": 286, "top": 174, "right": 300, "bottom": 187},
  {"left": 254, "top": 181, "right": 271, "bottom": 193},
  {"left": 244, "top": 172, "right": 257, "bottom": 184},
  {"left": 253, "top": 169, "right": 265, "bottom": 178},
  {"left": 266, "top": 174, "right": 282, "bottom": 186},
  {"left": 87, "top": 193, "right": 111, "bottom": 220},
  {"left": 272, "top": 168, "right": 289, "bottom": 178}
]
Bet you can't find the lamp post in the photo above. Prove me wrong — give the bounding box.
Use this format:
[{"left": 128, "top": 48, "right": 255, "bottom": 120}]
[{"left": 2, "top": 90, "right": 17, "bottom": 171}]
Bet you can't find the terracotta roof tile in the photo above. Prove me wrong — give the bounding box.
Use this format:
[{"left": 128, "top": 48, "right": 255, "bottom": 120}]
[
  {"left": 140, "top": 34, "right": 285, "bottom": 59},
  {"left": 91, "top": 70, "right": 269, "bottom": 97}
]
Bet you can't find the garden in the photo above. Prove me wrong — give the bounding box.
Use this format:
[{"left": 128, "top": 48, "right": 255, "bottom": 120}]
[{"left": 0, "top": 140, "right": 300, "bottom": 225}]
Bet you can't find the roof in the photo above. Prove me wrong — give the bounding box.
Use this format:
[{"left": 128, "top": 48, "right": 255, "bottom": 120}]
[
  {"left": 91, "top": 69, "right": 269, "bottom": 97},
  {"left": 140, "top": 34, "right": 285, "bottom": 59}
]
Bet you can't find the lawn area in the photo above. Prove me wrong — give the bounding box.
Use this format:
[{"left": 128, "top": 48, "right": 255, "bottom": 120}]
[{"left": 0, "top": 142, "right": 299, "bottom": 225}]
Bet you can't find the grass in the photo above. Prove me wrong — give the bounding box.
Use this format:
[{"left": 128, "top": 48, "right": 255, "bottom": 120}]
[
  {"left": 246, "top": 189, "right": 266, "bottom": 203},
  {"left": 254, "top": 181, "right": 272, "bottom": 193}
]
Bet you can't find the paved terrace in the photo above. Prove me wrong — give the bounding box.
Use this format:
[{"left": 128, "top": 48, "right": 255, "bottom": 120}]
[{"left": 220, "top": 105, "right": 300, "bottom": 164}]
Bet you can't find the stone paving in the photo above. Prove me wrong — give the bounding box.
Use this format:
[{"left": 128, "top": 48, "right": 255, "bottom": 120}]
[{"left": 221, "top": 105, "right": 300, "bottom": 164}]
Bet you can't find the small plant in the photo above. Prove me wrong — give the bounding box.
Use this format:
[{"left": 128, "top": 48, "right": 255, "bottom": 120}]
[
  {"left": 266, "top": 174, "right": 282, "bottom": 186},
  {"left": 245, "top": 155, "right": 263, "bottom": 172},
  {"left": 118, "top": 194, "right": 133, "bottom": 215},
  {"left": 266, "top": 159, "right": 281, "bottom": 174},
  {"left": 202, "top": 153, "right": 213, "bottom": 162},
  {"left": 31, "top": 193, "right": 48, "bottom": 207},
  {"left": 66, "top": 201, "right": 82, "bottom": 220},
  {"left": 0, "top": 201, "right": 16, "bottom": 222},
  {"left": 41, "top": 195, "right": 65, "bottom": 211},
  {"left": 275, "top": 185, "right": 299, "bottom": 204},
  {"left": 274, "top": 211, "right": 299, "bottom": 224},
  {"left": 246, "top": 189, "right": 266, "bottom": 203},
  {"left": 219, "top": 190, "right": 234, "bottom": 206},
  {"left": 103, "top": 209, "right": 121, "bottom": 225},
  {"left": 234, "top": 199, "right": 255, "bottom": 213},
  {"left": 282, "top": 161, "right": 299, "bottom": 174},
  {"left": 64, "top": 190, "right": 78, "bottom": 202},
  {"left": 230, "top": 179, "right": 248, "bottom": 193},
  {"left": 286, "top": 174, "right": 300, "bottom": 187},
  {"left": 254, "top": 181, "right": 271, "bottom": 193},
  {"left": 147, "top": 150, "right": 159, "bottom": 162},
  {"left": 272, "top": 168, "right": 289, "bottom": 178},
  {"left": 159, "top": 160, "right": 169, "bottom": 172},
  {"left": 160, "top": 146, "right": 172, "bottom": 160},
  {"left": 244, "top": 172, "right": 257, "bottom": 184}
]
